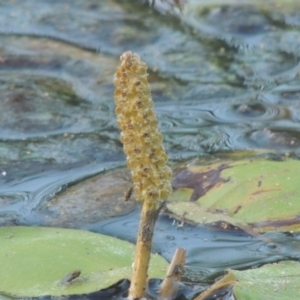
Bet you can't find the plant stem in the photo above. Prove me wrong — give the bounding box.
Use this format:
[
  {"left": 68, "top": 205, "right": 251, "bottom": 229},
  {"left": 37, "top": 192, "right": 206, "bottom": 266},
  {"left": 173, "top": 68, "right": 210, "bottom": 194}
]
[
  {"left": 114, "top": 52, "right": 172, "bottom": 299},
  {"left": 128, "top": 202, "right": 162, "bottom": 299},
  {"left": 159, "top": 248, "right": 186, "bottom": 300}
]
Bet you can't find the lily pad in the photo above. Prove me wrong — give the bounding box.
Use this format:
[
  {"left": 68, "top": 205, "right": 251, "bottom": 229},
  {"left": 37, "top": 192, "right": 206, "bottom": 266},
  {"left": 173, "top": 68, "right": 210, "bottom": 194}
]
[
  {"left": 0, "top": 226, "right": 168, "bottom": 298},
  {"left": 170, "top": 158, "right": 300, "bottom": 232},
  {"left": 232, "top": 260, "right": 300, "bottom": 300},
  {"left": 196, "top": 260, "right": 300, "bottom": 300}
]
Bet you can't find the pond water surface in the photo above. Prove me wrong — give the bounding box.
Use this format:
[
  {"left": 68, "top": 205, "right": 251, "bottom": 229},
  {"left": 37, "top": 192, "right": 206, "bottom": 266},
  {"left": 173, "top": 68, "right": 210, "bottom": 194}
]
[{"left": 1, "top": 0, "right": 300, "bottom": 296}]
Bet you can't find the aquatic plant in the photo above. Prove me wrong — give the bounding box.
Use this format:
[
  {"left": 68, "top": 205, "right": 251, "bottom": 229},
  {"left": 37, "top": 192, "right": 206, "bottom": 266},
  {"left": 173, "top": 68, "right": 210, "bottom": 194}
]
[{"left": 114, "top": 51, "right": 172, "bottom": 299}]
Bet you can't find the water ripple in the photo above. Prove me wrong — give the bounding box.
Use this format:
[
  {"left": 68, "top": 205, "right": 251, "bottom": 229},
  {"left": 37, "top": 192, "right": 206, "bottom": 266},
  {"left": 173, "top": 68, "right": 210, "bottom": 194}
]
[
  {"left": 208, "top": 102, "right": 290, "bottom": 123},
  {"left": 247, "top": 128, "right": 300, "bottom": 151}
]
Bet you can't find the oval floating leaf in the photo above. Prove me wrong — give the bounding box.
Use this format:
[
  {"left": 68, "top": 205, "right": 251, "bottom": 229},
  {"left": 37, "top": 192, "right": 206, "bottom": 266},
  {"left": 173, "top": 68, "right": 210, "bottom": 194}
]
[
  {"left": 232, "top": 260, "right": 300, "bottom": 300},
  {"left": 170, "top": 158, "right": 300, "bottom": 232},
  {"left": 0, "top": 226, "right": 168, "bottom": 298},
  {"left": 195, "top": 260, "right": 300, "bottom": 300}
]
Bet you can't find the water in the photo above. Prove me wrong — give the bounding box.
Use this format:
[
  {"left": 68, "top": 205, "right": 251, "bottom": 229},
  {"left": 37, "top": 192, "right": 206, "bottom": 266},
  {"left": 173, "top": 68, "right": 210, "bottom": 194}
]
[
  {"left": 83, "top": 210, "right": 300, "bottom": 282},
  {"left": 1, "top": 0, "right": 300, "bottom": 295}
]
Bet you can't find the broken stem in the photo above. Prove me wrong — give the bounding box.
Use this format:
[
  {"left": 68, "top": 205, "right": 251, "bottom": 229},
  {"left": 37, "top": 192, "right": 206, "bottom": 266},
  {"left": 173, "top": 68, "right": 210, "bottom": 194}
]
[{"left": 159, "top": 248, "right": 186, "bottom": 300}]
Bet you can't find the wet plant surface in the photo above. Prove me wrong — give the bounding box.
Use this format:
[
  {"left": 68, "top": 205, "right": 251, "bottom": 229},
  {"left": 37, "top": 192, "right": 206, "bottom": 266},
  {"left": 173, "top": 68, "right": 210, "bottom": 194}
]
[{"left": 1, "top": 0, "right": 300, "bottom": 299}]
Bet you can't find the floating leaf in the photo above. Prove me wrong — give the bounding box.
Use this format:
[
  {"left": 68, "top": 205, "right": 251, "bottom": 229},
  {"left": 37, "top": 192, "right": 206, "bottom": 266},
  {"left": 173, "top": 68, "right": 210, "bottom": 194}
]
[
  {"left": 232, "top": 260, "right": 300, "bottom": 300},
  {"left": 170, "top": 158, "right": 300, "bottom": 232},
  {"left": 195, "top": 260, "right": 300, "bottom": 300},
  {"left": 0, "top": 226, "right": 168, "bottom": 298},
  {"left": 39, "top": 168, "right": 136, "bottom": 228}
]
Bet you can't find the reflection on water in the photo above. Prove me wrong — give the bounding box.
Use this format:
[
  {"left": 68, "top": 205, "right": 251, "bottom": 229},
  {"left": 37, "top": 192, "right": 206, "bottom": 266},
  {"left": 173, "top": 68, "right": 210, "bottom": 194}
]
[{"left": 1, "top": 0, "right": 300, "bottom": 283}]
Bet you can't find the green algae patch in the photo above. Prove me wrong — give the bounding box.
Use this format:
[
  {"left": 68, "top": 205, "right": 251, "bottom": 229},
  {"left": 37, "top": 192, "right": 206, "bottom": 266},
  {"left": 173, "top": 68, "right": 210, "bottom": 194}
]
[
  {"left": 170, "top": 158, "right": 300, "bottom": 232},
  {"left": 0, "top": 226, "right": 168, "bottom": 298}
]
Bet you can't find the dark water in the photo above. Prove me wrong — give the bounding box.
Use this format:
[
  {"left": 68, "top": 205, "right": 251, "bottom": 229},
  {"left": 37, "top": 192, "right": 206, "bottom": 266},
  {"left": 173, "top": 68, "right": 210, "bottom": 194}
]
[
  {"left": 83, "top": 210, "right": 300, "bottom": 282},
  {"left": 1, "top": 0, "right": 300, "bottom": 293}
]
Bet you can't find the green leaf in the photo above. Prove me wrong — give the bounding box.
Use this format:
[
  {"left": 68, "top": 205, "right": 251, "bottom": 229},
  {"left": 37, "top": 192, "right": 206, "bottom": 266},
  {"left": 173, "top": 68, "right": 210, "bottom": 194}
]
[
  {"left": 196, "top": 261, "right": 300, "bottom": 300},
  {"left": 170, "top": 158, "right": 300, "bottom": 232},
  {"left": 0, "top": 226, "right": 168, "bottom": 297},
  {"left": 232, "top": 260, "right": 300, "bottom": 300}
]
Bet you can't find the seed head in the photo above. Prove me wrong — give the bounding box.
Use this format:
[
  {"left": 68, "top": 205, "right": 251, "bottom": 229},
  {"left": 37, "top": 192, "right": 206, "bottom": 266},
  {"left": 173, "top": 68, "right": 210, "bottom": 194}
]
[{"left": 114, "top": 52, "right": 172, "bottom": 205}]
